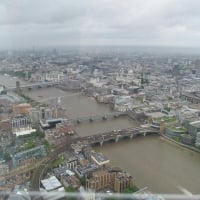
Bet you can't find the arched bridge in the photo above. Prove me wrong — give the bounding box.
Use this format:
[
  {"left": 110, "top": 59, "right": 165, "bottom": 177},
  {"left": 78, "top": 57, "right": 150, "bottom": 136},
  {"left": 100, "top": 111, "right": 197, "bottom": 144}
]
[
  {"left": 80, "top": 126, "right": 160, "bottom": 146},
  {"left": 69, "top": 112, "right": 127, "bottom": 124}
]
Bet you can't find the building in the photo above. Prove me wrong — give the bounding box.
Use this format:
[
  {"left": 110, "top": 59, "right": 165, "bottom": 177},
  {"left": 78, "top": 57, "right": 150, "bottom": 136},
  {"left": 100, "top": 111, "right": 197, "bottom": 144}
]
[
  {"left": 66, "top": 157, "right": 78, "bottom": 170},
  {"left": 181, "top": 92, "right": 200, "bottom": 104},
  {"left": 45, "top": 71, "right": 65, "bottom": 82},
  {"left": 41, "top": 176, "right": 62, "bottom": 192},
  {"left": 86, "top": 168, "right": 134, "bottom": 192},
  {"left": 114, "top": 172, "right": 134, "bottom": 193},
  {"left": 13, "top": 103, "right": 32, "bottom": 115},
  {"left": 97, "top": 94, "right": 115, "bottom": 104},
  {"left": 29, "top": 106, "right": 64, "bottom": 124},
  {"left": 86, "top": 169, "right": 115, "bottom": 191},
  {"left": 12, "top": 145, "right": 46, "bottom": 168},
  {"left": 188, "top": 121, "right": 200, "bottom": 138},
  {"left": 12, "top": 126, "right": 36, "bottom": 137},
  {"left": 0, "top": 85, "right": 6, "bottom": 94},
  {"left": 11, "top": 115, "right": 36, "bottom": 136},
  {"left": 16, "top": 81, "right": 20, "bottom": 93},
  {"left": 29, "top": 107, "right": 53, "bottom": 124},
  {"left": 91, "top": 152, "right": 110, "bottom": 166},
  {"left": 195, "top": 132, "right": 200, "bottom": 148},
  {"left": 29, "top": 107, "right": 41, "bottom": 124},
  {"left": 75, "top": 163, "right": 99, "bottom": 178},
  {"left": 114, "top": 97, "right": 135, "bottom": 112},
  {"left": 12, "top": 116, "right": 28, "bottom": 129},
  {"left": 0, "top": 160, "right": 9, "bottom": 175},
  {"left": 0, "top": 120, "right": 13, "bottom": 149}
]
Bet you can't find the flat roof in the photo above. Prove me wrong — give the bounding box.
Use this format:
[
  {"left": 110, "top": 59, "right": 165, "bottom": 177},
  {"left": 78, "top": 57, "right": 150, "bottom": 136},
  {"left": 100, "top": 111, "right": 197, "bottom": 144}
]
[
  {"left": 190, "top": 121, "right": 200, "bottom": 128},
  {"left": 41, "top": 176, "right": 62, "bottom": 191},
  {"left": 91, "top": 152, "right": 110, "bottom": 165}
]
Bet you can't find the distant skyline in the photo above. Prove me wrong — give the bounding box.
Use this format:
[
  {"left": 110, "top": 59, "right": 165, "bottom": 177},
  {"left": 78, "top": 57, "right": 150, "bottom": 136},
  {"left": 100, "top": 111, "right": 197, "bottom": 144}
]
[{"left": 1, "top": 0, "right": 200, "bottom": 50}]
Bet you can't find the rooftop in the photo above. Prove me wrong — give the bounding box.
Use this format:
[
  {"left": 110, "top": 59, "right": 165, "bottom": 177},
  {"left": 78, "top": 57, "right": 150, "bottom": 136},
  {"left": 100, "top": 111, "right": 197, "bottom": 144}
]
[
  {"left": 41, "top": 176, "right": 62, "bottom": 192},
  {"left": 91, "top": 152, "right": 110, "bottom": 166}
]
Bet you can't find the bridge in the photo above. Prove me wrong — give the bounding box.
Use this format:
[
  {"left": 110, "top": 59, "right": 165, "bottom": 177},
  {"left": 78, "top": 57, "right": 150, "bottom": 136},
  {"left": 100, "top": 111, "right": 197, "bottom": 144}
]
[
  {"left": 80, "top": 126, "right": 160, "bottom": 146},
  {"left": 1, "top": 126, "right": 159, "bottom": 191},
  {"left": 7, "top": 81, "right": 64, "bottom": 91},
  {"left": 69, "top": 112, "right": 127, "bottom": 124}
]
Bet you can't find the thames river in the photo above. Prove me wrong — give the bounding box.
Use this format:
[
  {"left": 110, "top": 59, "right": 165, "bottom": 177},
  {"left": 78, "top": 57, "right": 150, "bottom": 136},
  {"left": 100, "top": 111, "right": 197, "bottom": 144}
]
[
  {"left": 2, "top": 76, "right": 200, "bottom": 193},
  {"left": 23, "top": 87, "right": 200, "bottom": 193}
]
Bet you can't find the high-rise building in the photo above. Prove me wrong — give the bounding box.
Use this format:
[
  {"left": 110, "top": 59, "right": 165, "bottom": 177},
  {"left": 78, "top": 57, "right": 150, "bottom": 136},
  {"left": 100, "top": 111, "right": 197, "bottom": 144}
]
[
  {"left": 16, "top": 81, "right": 20, "bottom": 93},
  {"left": 114, "top": 172, "right": 134, "bottom": 193}
]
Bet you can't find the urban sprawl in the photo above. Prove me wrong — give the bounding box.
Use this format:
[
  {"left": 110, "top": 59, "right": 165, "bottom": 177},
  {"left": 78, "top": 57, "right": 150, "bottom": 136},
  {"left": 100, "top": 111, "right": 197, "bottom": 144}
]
[{"left": 0, "top": 47, "right": 200, "bottom": 198}]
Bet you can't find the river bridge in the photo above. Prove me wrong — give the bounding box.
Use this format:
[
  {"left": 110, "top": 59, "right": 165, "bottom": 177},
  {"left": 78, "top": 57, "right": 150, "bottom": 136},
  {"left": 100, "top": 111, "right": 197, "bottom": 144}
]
[
  {"left": 69, "top": 112, "right": 126, "bottom": 124},
  {"left": 80, "top": 126, "right": 160, "bottom": 146},
  {"left": 7, "top": 81, "right": 64, "bottom": 91},
  {"left": 1, "top": 125, "right": 160, "bottom": 190},
  {"left": 40, "top": 112, "right": 127, "bottom": 129}
]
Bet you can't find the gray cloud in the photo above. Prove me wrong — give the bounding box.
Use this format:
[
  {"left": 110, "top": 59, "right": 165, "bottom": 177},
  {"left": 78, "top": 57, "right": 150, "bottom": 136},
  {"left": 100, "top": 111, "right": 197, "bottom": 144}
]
[{"left": 1, "top": 0, "right": 200, "bottom": 49}]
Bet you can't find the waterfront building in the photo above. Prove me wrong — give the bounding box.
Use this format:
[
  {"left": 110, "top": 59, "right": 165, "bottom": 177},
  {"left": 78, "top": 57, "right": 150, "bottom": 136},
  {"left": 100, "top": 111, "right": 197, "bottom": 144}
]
[
  {"left": 29, "top": 107, "right": 41, "bottom": 124},
  {"left": 91, "top": 152, "right": 110, "bottom": 166},
  {"left": 86, "top": 168, "right": 134, "bottom": 193},
  {"left": 114, "top": 96, "right": 135, "bottom": 112},
  {"left": 97, "top": 94, "right": 115, "bottom": 104},
  {"left": 195, "top": 132, "right": 200, "bottom": 147},
  {"left": 75, "top": 163, "right": 99, "bottom": 178},
  {"left": 188, "top": 121, "right": 200, "bottom": 138},
  {"left": 29, "top": 106, "right": 64, "bottom": 125},
  {"left": 86, "top": 169, "right": 115, "bottom": 191},
  {"left": 114, "top": 172, "right": 134, "bottom": 193}
]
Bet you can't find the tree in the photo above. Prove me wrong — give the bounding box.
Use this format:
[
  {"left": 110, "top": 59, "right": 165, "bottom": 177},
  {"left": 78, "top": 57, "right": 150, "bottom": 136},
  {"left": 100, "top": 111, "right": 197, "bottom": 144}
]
[
  {"left": 65, "top": 186, "right": 76, "bottom": 200},
  {"left": 124, "top": 186, "right": 139, "bottom": 193},
  {"left": 80, "top": 177, "right": 86, "bottom": 186}
]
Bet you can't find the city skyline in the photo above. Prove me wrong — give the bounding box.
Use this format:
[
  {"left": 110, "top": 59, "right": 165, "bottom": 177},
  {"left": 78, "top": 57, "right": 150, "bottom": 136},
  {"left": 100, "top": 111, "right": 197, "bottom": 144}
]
[{"left": 1, "top": 0, "right": 200, "bottom": 49}]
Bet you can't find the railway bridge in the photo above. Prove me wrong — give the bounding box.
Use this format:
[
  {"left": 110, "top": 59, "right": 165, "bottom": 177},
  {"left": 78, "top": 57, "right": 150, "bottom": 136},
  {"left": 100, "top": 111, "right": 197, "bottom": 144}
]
[
  {"left": 81, "top": 126, "right": 160, "bottom": 146},
  {"left": 7, "top": 80, "right": 65, "bottom": 91}
]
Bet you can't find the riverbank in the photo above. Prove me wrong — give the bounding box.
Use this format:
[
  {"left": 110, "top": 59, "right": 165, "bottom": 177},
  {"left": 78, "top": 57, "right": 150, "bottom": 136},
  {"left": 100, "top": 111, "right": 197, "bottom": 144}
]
[
  {"left": 20, "top": 86, "right": 200, "bottom": 193},
  {"left": 161, "top": 134, "right": 200, "bottom": 153}
]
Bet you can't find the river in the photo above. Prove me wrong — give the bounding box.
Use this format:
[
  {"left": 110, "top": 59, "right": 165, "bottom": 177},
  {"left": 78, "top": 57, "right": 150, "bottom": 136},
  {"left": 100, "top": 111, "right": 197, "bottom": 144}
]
[{"left": 1, "top": 76, "right": 200, "bottom": 193}]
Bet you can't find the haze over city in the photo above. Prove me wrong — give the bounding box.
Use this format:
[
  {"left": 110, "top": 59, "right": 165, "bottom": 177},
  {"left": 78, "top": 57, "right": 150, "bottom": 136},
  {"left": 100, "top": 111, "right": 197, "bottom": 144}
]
[{"left": 1, "top": 1, "right": 200, "bottom": 199}]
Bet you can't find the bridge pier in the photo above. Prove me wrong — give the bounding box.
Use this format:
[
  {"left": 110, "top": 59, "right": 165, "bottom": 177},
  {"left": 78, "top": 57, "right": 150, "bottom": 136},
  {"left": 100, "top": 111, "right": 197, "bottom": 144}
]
[
  {"left": 102, "top": 116, "right": 107, "bottom": 120},
  {"left": 130, "top": 134, "right": 134, "bottom": 140},
  {"left": 115, "top": 135, "right": 120, "bottom": 143},
  {"left": 100, "top": 141, "right": 104, "bottom": 146}
]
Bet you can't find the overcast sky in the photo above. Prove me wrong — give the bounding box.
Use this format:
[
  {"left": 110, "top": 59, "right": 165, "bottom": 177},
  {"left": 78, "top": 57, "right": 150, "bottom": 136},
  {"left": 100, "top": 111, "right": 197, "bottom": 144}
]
[{"left": 1, "top": 0, "right": 200, "bottom": 49}]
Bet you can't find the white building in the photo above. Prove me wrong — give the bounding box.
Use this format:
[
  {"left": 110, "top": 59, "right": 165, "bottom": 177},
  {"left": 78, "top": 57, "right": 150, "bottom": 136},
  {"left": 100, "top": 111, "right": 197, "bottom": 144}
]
[
  {"left": 114, "top": 96, "right": 135, "bottom": 112},
  {"left": 13, "top": 127, "right": 36, "bottom": 137},
  {"left": 0, "top": 85, "right": 5, "bottom": 94},
  {"left": 41, "top": 176, "right": 62, "bottom": 192},
  {"left": 45, "top": 71, "right": 65, "bottom": 82}
]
